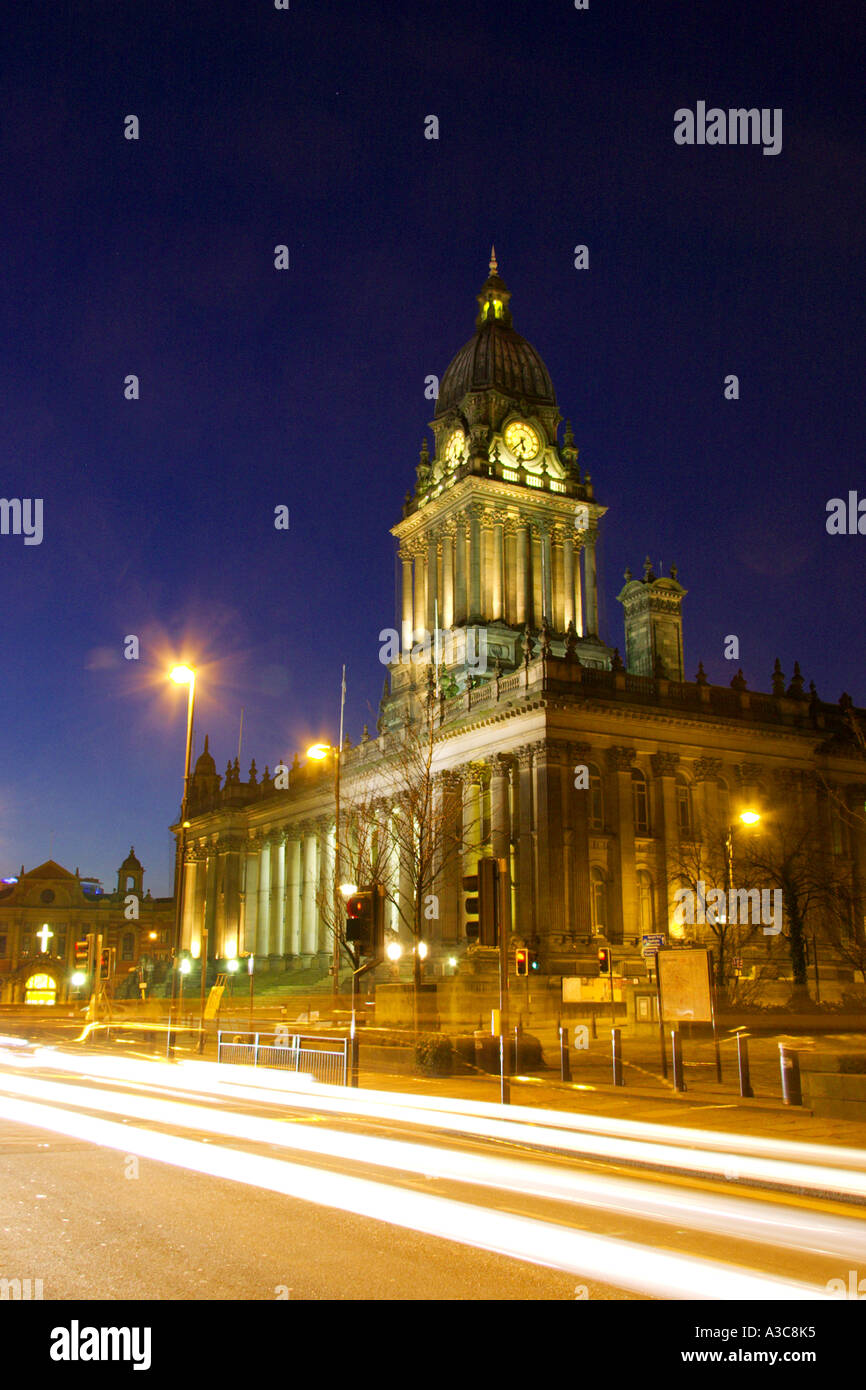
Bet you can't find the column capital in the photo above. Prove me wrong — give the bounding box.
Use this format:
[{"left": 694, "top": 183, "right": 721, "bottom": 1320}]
[
  {"left": 651, "top": 751, "right": 680, "bottom": 777},
  {"left": 515, "top": 744, "right": 536, "bottom": 770},
  {"left": 605, "top": 746, "right": 636, "bottom": 772},
  {"left": 693, "top": 757, "right": 723, "bottom": 783},
  {"left": 735, "top": 762, "right": 763, "bottom": 784}
]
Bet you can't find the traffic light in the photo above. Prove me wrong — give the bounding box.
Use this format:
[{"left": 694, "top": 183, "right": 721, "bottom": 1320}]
[
  {"left": 597, "top": 946, "right": 611, "bottom": 975},
  {"left": 515, "top": 947, "right": 539, "bottom": 976},
  {"left": 74, "top": 939, "right": 90, "bottom": 970},
  {"left": 100, "top": 947, "right": 116, "bottom": 979},
  {"left": 345, "top": 885, "right": 385, "bottom": 960},
  {"left": 462, "top": 858, "right": 499, "bottom": 945}
]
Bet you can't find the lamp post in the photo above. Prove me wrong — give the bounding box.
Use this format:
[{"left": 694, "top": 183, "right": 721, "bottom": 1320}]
[
  {"left": 166, "top": 664, "right": 196, "bottom": 1059},
  {"left": 307, "top": 666, "right": 347, "bottom": 998}
]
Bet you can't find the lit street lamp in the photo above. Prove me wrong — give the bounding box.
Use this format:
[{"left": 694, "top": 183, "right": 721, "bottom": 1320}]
[
  {"left": 167, "top": 664, "right": 196, "bottom": 1058},
  {"left": 307, "top": 665, "right": 347, "bottom": 997}
]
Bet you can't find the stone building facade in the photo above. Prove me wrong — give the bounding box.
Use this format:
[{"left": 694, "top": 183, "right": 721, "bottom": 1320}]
[
  {"left": 175, "top": 257, "right": 866, "bottom": 994},
  {"left": 0, "top": 850, "right": 174, "bottom": 1004}
]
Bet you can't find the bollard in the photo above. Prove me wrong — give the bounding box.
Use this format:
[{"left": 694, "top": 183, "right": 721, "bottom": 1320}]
[
  {"left": 350, "top": 1033, "right": 359, "bottom": 1088},
  {"left": 779, "top": 1044, "right": 802, "bottom": 1106},
  {"left": 560, "top": 1025, "right": 572, "bottom": 1082},
  {"left": 611, "top": 1027, "right": 624, "bottom": 1086},
  {"left": 671, "top": 1028, "right": 686, "bottom": 1092},
  {"left": 737, "top": 1033, "right": 754, "bottom": 1098},
  {"left": 590, "top": 1011, "right": 597, "bottom": 1040}
]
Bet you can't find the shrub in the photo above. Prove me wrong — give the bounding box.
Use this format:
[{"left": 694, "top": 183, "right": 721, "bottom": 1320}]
[{"left": 414, "top": 1032, "right": 453, "bottom": 1076}]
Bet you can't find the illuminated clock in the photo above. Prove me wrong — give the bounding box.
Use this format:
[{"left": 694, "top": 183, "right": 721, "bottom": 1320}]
[
  {"left": 444, "top": 428, "right": 467, "bottom": 468},
  {"left": 504, "top": 421, "right": 540, "bottom": 461}
]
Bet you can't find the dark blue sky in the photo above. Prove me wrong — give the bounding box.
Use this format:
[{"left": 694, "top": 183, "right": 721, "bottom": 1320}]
[{"left": 3, "top": 0, "right": 864, "bottom": 894}]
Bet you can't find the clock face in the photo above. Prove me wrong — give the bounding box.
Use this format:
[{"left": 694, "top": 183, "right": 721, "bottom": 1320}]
[
  {"left": 444, "top": 428, "right": 466, "bottom": 467},
  {"left": 504, "top": 421, "right": 540, "bottom": 461}
]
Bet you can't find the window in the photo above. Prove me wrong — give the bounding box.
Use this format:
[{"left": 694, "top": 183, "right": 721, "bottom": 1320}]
[
  {"left": 589, "top": 765, "right": 604, "bottom": 830},
  {"left": 590, "top": 868, "right": 608, "bottom": 935},
  {"left": 0, "top": 935, "right": 6, "bottom": 957},
  {"left": 676, "top": 775, "right": 693, "bottom": 835},
  {"left": 637, "top": 871, "right": 655, "bottom": 934},
  {"left": 632, "top": 768, "right": 649, "bottom": 834},
  {"left": 121, "top": 932, "right": 135, "bottom": 962}
]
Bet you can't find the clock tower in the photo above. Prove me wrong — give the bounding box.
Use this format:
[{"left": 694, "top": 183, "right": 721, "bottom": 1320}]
[{"left": 388, "top": 252, "right": 612, "bottom": 722}]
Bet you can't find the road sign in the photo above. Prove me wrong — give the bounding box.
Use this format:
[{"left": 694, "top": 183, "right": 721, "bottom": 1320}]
[
  {"left": 641, "top": 934, "right": 666, "bottom": 958},
  {"left": 203, "top": 985, "right": 225, "bottom": 1020}
]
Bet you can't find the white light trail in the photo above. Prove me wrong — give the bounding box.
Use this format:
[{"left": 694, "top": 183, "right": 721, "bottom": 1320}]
[
  {"left": 10, "top": 1047, "right": 866, "bottom": 1203},
  {"left": 0, "top": 1068, "right": 862, "bottom": 1264},
  {"left": 0, "top": 1089, "right": 830, "bottom": 1301}
]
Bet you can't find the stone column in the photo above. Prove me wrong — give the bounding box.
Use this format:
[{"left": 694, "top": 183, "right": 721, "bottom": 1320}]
[
  {"left": 492, "top": 521, "right": 504, "bottom": 621},
  {"left": 427, "top": 530, "right": 438, "bottom": 634},
  {"left": 694, "top": 759, "right": 723, "bottom": 845},
  {"left": 181, "top": 855, "right": 198, "bottom": 951},
  {"left": 271, "top": 834, "right": 286, "bottom": 957},
  {"left": 300, "top": 824, "right": 318, "bottom": 959},
  {"left": 220, "top": 839, "right": 243, "bottom": 959},
  {"left": 514, "top": 746, "right": 536, "bottom": 940},
  {"left": 569, "top": 742, "right": 593, "bottom": 938},
  {"left": 540, "top": 528, "right": 553, "bottom": 624},
  {"left": 413, "top": 551, "right": 426, "bottom": 642},
  {"left": 652, "top": 752, "right": 681, "bottom": 937},
  {"left": 469, "top": 510, "right": 482, "bottom": 620},
  {"left": 240, "top": 839, "right": 260, "bottom": 954},
  {"left": 316, "top": 819, "right": 333, "bottom": 957},
  {"left": 606, "top": 747, "right": 637, "bottom": 944},
  {"left": 490, "top": 754, "right": 513, "bottom": 938},
  {"left": 455, "top": 522, "right": 467, "bottom": 624},
  {"left": 256, "top": 840, "right": 271, "bottom": 957},
  {"left": 285, "top": 834, "right": 302, "bottom": 957},
  {"left": 203, "top": 850, "right": 217, "bottom": 960},
  {"left": 442, "top": 531, "right": 454, "bottom": 629},
  {"left": 563, "top": 536, "right": 576, "bottom": 631},
  {"left": 401, "top": 554, "right": 414, "bottom": 655},
  {"left": 584, "top": 531, "right": 598, "bottom": 635},
  {"left": 438, "top": 772, "right": 462, "bottom": 943},
  {"left": 516, "top": 525, "right": 529, "bottom": 625}
]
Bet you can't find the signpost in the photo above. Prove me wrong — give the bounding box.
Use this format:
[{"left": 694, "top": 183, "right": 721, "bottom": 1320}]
[{"left": 657, "top": 947, "right": 722, "bottom": 1088}]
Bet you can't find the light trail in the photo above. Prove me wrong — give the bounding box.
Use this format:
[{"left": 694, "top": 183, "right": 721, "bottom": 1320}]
[
  {"left": 0, "top": 1068, "right": 863, "bottom": 1262},
  {"left": 9, "top": 1048, "right": 866, "bottom": 1203},
  {"left": 0, "top": 1089, "right": 832, "bottom": 1301}
]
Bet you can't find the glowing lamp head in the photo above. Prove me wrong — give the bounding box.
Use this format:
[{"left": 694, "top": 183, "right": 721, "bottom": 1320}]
[
  {"left": 70, "top": 971, "right": 86, "bottom": 988},
  {"left": 169, "top": 665, "right": 195, "bottom": 685},
  {"left": 339, "top": 882, "right": 359, "bottom": 899},
  {"left": 306, "top": 743, "right": 331, "bottom": 761},
  {"left": 739, "top": 810, "right": 761, "bottom": 826},
  {"left": 386, "top": 942, "right": 402, "bottom": 962},
  {"left": 179, "top": 958, "right": 192, "bottom": 975},
  {"left": 226, "top": 958, "right": 239, "bottom": 973},
  {"left": 417, "top": 941, "right": 428, "bottom": 960}
]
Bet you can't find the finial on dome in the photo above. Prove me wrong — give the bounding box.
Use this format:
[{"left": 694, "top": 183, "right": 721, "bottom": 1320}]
[{"left": 489, "top": 244, "right": 498, "bottom": 276}]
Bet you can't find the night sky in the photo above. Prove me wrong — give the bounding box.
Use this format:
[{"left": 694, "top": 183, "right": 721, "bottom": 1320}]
[{"left": 3, "top": 0, "right": 864, "bottom": 895}]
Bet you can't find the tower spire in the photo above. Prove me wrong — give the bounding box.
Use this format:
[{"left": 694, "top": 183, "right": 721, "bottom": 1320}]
[{"left": 489, "top": 244, "right": 498, "bottom": 276}]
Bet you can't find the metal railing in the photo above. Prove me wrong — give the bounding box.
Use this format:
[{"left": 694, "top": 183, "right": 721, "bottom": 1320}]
[{"left": 217, "top": 1031, "right": 349, "bottom": 1085}]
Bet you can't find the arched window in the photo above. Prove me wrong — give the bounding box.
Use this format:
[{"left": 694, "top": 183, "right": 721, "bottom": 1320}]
[
  {"left": 676, "top": 775, "right": 693, "bottom": 835},
  {"left": 121, "top": 932, "right": 135, "bottom": 962},
  {"left": 632, "top": 768, "right": 650, "bottom": 834},
  {"left": 590, "top": 868, "right": 608, "bottom": 936},
  {"left": 588, "top": 764, "right": 604, "bottom": 830},
  {"left": 637, "top": 870, "right": 655, "bottom": 934}
]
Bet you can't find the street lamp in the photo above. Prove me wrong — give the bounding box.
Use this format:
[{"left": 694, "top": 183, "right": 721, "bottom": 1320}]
[
  {"left": 166, "top": 664, "right": 196, "bottom": 1058},
  {"left": 307, "top": 665, "right": 347, "bottom": 998},
  {"left": 725, "top": 808, "right": 762, "bottom": 896}
]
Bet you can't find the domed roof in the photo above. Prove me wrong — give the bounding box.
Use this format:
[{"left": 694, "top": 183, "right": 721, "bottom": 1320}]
[
  {"left": 119, "top": 846, "right": 142, "bottom": 871},
  {"left": 435, "top": 251, "right": 557, "bottom": 418}
]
